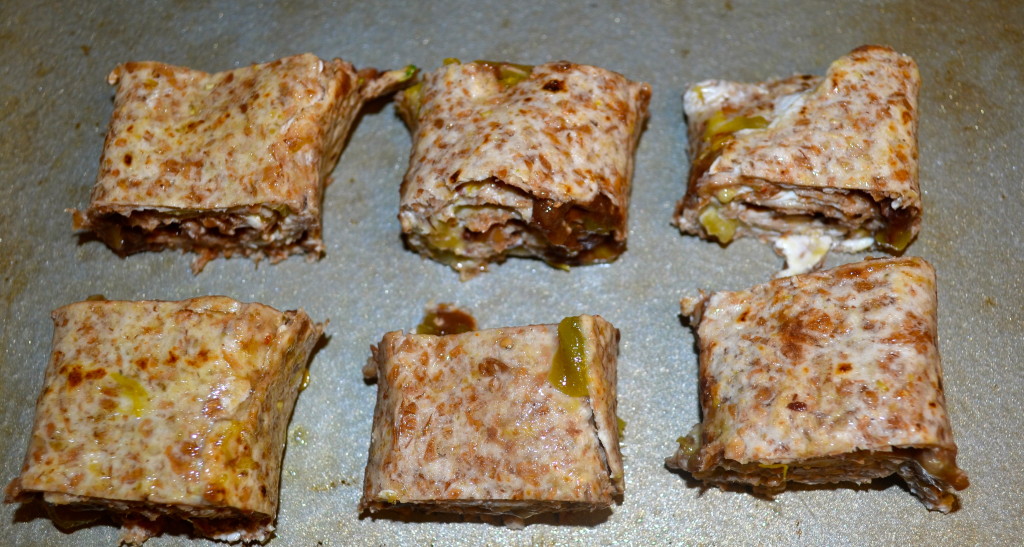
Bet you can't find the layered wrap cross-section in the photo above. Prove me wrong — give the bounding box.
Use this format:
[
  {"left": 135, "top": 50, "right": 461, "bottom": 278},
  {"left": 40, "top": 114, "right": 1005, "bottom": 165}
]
[
  {"left": 674, "top": 46, "right": 921, "bottom": 276},
  {"left": 361, "top": 315, "right": 623, "bottom": 519},
  {"left": 397, "top": 60, "right": 651, "bottom": 278},
  {"left": 5, "top": 297, "right": 323, "bottom": 544},
  {"left": 667, "top": 257, "right": 968, "bottom": 512},
  {"left": 73, "top": 54, "right": 415, "bottom": 272}
]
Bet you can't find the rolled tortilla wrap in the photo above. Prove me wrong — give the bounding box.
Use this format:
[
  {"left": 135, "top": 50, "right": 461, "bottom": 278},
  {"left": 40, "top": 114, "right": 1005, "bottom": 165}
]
[
  {"left": 668, "top": 257, "right": 968, "bottom": 512},
  {"left": 397, "top": 60, "right": 650, "bottom": 279},
  {"left": 74, "top": 54, "right": 415, "bottom": 272},
  {"left": 361, "top": 315, "right": 623, "bottom": 519},
  {"left": 5, "top": 296, "right": 323, "bottom": 544},
  {"left": 675, "top": 46, "right": 920, "bottom": 276}
]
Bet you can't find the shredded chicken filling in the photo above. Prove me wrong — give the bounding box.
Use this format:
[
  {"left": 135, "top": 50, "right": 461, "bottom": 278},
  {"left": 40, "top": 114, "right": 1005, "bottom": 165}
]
[
  {"left": 696, "top": 184, "right": 914, "bottom": 251},
  {"left": 32, "top": 491, "right": 272, "bottom": 543},
  {"left": 412, "top": 179, "right": 624, "bottom": 270},
  {"left": 87, "top": 206, "right": 316, "bottom": 256},
  {"left": 673, "top": 438, "right": 965, "bottom": 511}
]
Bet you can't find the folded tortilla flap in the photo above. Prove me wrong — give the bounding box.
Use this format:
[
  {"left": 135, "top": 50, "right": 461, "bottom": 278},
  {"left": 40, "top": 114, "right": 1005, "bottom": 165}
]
[
  {"left": 579, "top": 315, "right": 624, "bottom": 491},
  {"left": 734, "top": 47, "right": 918, "bottom": 194}
]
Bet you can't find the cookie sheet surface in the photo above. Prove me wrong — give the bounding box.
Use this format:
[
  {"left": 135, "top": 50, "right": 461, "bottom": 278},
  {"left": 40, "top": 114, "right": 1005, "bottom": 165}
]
[{"left": 0, "top": 0, "right": 1021, "bottom": 545}]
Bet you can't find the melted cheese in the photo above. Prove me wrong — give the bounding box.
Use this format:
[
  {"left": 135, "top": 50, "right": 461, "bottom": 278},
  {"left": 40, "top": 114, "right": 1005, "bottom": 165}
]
[{"left": 775, "top": 232, "right": 832, "bottom": 277}]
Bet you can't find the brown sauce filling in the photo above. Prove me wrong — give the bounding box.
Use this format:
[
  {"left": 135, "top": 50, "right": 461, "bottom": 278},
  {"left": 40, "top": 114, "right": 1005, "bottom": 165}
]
[
  {"left": 416, "top": 303, "right": 477, "bottom": 336},
  {"left": 528, "top": 193, "right": 624, "bottom": 264},
  {"left": 683, "top": 112, "right": 917, "bottom": 253},
  {"left": 420, "top": 178, "right": 626, "bottom": 270},
  {"left": 877, "top": 205, "right": 918, "bottom": 252},
  {"left": 87, "top": 209, "right": 311, "bottom": 257}
]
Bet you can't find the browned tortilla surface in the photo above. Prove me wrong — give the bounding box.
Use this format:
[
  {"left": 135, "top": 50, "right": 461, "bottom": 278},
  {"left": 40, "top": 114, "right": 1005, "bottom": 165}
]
[
  {"left": 74, "top": 54, "right": 413, "bottom": 272},
  {"left": 5, "top": 297, "right": 323, "bottom": 544},
  {"left": 397, "top": 60, "right": 650, "bottom": 278},
  {"left": 675, "top": 46, "right": 921, "bottom": 274},
  {"left": 669, "top": 257, "right": 968, "bottom": 512},
  {"left": 361, "top": 315, "right": 622, "bottom": 519}
]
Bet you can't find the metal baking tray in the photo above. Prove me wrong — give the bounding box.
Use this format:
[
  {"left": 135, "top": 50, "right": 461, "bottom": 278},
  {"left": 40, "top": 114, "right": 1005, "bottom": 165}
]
[{"left": 2, "top": 1, "right": 1021, "bottom": 544}]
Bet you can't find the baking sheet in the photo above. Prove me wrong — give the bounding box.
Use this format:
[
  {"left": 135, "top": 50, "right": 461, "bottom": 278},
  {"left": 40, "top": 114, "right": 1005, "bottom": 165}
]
[{"left": 1, "top": 0, "right": 1022, "bottom": 544}]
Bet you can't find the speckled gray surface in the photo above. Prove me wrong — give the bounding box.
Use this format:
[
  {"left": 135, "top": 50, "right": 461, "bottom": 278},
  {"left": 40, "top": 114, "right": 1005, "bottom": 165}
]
[{"left": 1, "top": 0, "right": 1022, "bottom": 545}]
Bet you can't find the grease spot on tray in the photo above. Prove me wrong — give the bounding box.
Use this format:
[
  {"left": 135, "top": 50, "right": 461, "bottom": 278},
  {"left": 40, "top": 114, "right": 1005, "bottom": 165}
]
[
  {"left": 309, "top": 476, "right": 358, "bottom": 492},
  {"left": 934, "top": 57, "right": 1001, "bottom": 139},
  {"left": 0, "top": 96, "right": 42, "bottom": 160},
  {"left": 289, "top": 425, "right": 310, "bottom": 446}
]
